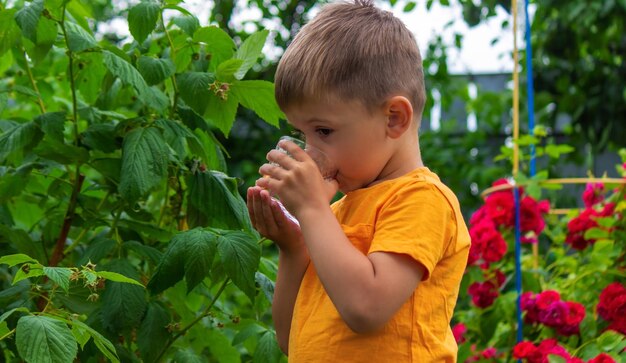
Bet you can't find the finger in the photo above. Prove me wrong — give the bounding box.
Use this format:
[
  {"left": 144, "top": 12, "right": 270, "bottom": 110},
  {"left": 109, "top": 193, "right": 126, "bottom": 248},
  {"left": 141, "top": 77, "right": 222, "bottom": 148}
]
[
  {"left": 246, "top": 187, "right": 257, "bottom": 227},
  {"left": 248, "top": 187, "right": 267, "bottom": 232},
  {"left": 259, "top": 189, "right": 279, "bottom": 232},
  {"left": 270, "top": 198, "right": 294, "bottom": 229},
  {"left": 247, "top": 187, "right": 268, "bottom": 228},
  {"left": 258, "top": 162, "right": 287, "bottom": 180},
  {"left": 255, "top": 176, "right": 273, "bottom": 192},
  {"left": 276, "top": 140, "right": 308, "bottom": 162},
  {"left": 267, "top": 149, "right": 301, "bottom": 169}
]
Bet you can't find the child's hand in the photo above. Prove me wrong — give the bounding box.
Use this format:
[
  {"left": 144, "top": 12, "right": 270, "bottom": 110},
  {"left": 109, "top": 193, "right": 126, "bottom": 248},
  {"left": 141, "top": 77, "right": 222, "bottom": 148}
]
[
  {"left": 255, "top": 140, "right": 338, "bottom": 219},
  {"left": 246, "top": 186, "right": 304, "bottom": 254}
]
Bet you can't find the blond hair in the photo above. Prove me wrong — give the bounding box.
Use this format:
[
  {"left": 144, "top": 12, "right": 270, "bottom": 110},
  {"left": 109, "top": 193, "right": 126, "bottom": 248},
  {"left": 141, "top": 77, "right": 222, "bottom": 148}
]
[{"left": 275, "top": 0, "right": 426, "bottom": 121}]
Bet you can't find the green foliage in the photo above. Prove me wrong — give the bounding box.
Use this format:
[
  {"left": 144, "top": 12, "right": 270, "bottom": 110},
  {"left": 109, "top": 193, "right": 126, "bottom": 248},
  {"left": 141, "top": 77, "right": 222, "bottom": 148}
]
[{"left": 0, "top": 0, "right": 283, "bottom": 362}]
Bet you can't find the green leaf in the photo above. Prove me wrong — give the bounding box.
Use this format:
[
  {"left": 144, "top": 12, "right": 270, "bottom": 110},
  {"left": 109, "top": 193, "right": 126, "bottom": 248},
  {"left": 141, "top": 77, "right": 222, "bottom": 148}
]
[
  {"left": 124, "top": 240, "right": 163, "bottom": 264},
  {"left": 100, "top": 260, "right": 147, "bottom": 332},
  {"left": 26, "top": 17, "right": 55, "bottom": 62},
  {"left": 0, "top": 307, "right": 29, "bottom": 325},
  {"left": 97, "top": 271, "right": 144, "bottom": 287},
  {"left": 13, "top": 263, "right": 45, "bottom": 284},
  {"left": 0, "top": 253, "right": 37, "bottom": 267},
  {"left": 176, "top": 71, "right": 215, "bottom": 115},
  {"left": 232, "top": 321, "right": 265, "bottom": 346},
  {"left": 205, "top": 90, "right": 239, "bottom": 135},
  {"left": 171, "top": 15, "right": 200, "bottom": 36},
  {"left": 217, "top": 59, "right": 244, "bottom": 82},
  {"left": 34, "top": 137, "right": 90, "bottom": 165},
  {"left": 0, "top": 9, "right": 21, "bottom": 55},
  {"left": 137, "top": 302, "right": 171, "bottom": 363},
  {"left": 0, "top": 165, "right": 32, "bottom": 203},
  {"left": 119, "top": 127, "right": 169, "bottom": 203},
  {"left": 174, "top": 350, "right": 205, "bottom": 363},
  {"left": 187, "top": 170, "right": 253, "bottom": 231},
  {"left": 232, "top": 80, "right": 283, "bottom": 128},
  {"left": 43, "top": 267, "right": 72, "bottom": 292},
  {"left": 71, "top": 322, "right": 90, "bottom": 349},
  {"left": 147, "top": 228, "right": 218, "bottom": 294},
  {"left": 76, "top": 52, "right": 107, "bottom": 104},
  {"left": 16, "top": 315, "right": 78, "bottom": 363},
  {"left": 597, "top": 330, "right": 626, "bottom": 351},
  {"left": 0, "top": 225, "right": 46, "bottom": 263},
  {"left": 215, "top": 229, "right": 260, "bottom": 302},
  {"left": 403, "top": 1, "right": 416, "bottom": 12},
  {"left": 547, "top": 355, "right": 567, "bottom": 363},
  {"left": 102, "top": 50, "right": 167, "bottom": 111},
  {"left": 128, "top": 0, "right": 161, "bottom": 43},
  {"left": 171, "top": 32, "right": 194, "bottom": 72},
  {"left": 14, "top": 0, "right": 44, "bottom": 43},
  {"left": 183, "top": 230, "right": 218, "bottom": 293},
  {"left": 137, "top": 56, "right": 175, "bottom": 85},
  {"left": 34, "top": 112, "right": 66, "bottom": 142},
  {"left": 584, "top": 227, "right": 609, "bottom": 240},
  {"left": 65, "top": 21, "right": 98, "bottom": 52},
  {"left": 70, "top": 319, "right": 120, "bottom": 363},
  {"left": 233, "top": 30, "right": 268, "bottom": 80},
  {"left": 81, "top": 123, "right": 117, "bottom": 153},
  {"left": 78, "top": 237, "right": 116, "bottom": 265},
  {"left": 254, "top": 330, "right": 282, "bottom": 363},
  {"left": 192, "top": 26, "right": 236, "bottom": 71},
  {"left": 0, "top": 91, "right": 8, "bottom": 115},
  {"left": 545, "top": 144, "right": 575, "bottom": 159},
  {"left": 0, "top": 121, "right": 43, "bottom": 163},
  {"left": 205, "top": 328, "right": 241, "bottom": 363},
  {"left": 155, "top": 118, "right": 196, "bottom": 159},
  {"left": 255, "top": 272, "right": 275, "bottom": 303}
]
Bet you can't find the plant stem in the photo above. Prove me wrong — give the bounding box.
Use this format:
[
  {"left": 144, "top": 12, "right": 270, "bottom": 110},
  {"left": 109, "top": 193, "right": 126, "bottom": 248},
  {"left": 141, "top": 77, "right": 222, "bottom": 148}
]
[
  {"left": 21, "top": 48, "right": 46, "bottom": 114},
  {"left": 49, "top": 168, "right": 85, "bottom": 266},
  {"left": 107, "top": 208, "right": 123, "bottom": 240},
  {"left": 161, "top": 15, "right": 180, "bottom": 118},
  {"left": 157, "top": 175, "right": 171, "bottom": 228},
  {"left": 59, "top": 4, "right": 80, "bottom": 146},
  {"left": 153, "top": 278, "right": 230, "bottom": 362},
  {"left": 0, "top": 329, "right": 16, "bottom": 341}
]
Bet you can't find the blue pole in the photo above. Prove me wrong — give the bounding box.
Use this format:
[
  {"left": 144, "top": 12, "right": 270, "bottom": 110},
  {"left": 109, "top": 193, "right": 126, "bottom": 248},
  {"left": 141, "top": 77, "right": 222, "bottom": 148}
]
[{"left": 525, "top": 0, "right": 536, "bottom": 177}]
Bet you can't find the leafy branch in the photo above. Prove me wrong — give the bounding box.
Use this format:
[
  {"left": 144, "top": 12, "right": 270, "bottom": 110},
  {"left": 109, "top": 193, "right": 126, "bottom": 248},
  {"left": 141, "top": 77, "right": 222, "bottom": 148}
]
[{"left": 153, "top": 278, "right": 230, "bottom": 362}]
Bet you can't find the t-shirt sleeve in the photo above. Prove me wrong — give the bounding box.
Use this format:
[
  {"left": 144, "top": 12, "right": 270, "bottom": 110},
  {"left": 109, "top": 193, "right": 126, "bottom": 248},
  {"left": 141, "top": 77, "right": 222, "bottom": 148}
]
[{"left": 368, "top": 183, "right": 453, "bottom": 281}]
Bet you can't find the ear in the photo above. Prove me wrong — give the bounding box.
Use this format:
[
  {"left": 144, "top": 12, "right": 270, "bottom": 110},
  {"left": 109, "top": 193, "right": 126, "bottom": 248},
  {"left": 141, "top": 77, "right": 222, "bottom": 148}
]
[{"left": 384, "top": 96, "right": 414, "bottom": 139}]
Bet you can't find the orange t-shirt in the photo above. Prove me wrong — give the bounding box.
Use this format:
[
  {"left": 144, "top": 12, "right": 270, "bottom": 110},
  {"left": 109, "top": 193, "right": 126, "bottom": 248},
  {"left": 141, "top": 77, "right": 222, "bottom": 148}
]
[{"left": 288, "top": 168, "right": 471, "bottom": 362}]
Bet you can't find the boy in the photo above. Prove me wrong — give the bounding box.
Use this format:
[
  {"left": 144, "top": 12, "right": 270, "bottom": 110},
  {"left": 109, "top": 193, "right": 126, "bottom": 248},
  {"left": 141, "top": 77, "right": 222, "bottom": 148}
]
[{"left": 246, "top": 1, "right": 471, "bottom": 361}]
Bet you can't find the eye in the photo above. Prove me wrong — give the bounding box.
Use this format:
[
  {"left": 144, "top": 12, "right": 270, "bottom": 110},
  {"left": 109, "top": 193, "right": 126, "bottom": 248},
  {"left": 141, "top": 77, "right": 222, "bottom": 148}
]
[{"left": 316, "top": 128, "right": 333, "bottom": 137}]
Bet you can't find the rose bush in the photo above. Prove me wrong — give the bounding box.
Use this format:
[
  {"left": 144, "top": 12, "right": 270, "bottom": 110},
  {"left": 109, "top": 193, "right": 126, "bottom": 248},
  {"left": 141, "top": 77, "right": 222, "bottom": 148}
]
[{"left": 453, "top": 152, "right": 626, "bottom": 362}]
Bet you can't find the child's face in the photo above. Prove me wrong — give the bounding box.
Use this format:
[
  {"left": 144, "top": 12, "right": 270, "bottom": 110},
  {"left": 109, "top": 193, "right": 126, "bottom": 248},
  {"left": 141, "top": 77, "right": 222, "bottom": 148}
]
[{"left": 284, "top": 98, "right": 396, "bottom": 193}]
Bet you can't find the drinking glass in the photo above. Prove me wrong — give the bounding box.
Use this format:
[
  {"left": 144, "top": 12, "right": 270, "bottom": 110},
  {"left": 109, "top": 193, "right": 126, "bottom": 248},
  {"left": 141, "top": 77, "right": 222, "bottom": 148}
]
[{"left": 270, "top": 135, "right": 337, "bottom": 225}]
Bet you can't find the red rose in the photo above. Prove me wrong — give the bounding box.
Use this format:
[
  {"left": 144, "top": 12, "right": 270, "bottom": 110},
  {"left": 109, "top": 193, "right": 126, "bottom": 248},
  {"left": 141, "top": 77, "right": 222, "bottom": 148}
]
[
  {"left": 481, "top": 230, "right": 508, "bottom": 263},
  {"left": 451, "top": 323, "right": 466, "bottom": 344},
  {"left": 582, "top": 182, "right": 604, "bottom": 208},
  {"left": 536, "top": 290, "right": 561, "bottom": 310},
  {"left": 520, "top": 196, "right": 548, "bottom": 234},
  {"left": 469, "top": 205, "right": 491, "bottom": 226},
  {"left": 512, "top": 341, "right": 536, "bottom": 359},
  {"left": 537, "top": 339, "right": 570, "bottom": 361},
  {"left": 468, "top": 281, "right": 499, "bottom": 308},
  {"left": 538, "top": 301, "right": 568, "bottom": 327},
  {"left": 588, "top": 353, "right": 617, "bottom": 363},
  {"left": 485, "top": 191, "right": 515, "bottom": 227},
  {"left": 598, "top": 282, "right": 626, "bottom": 321}
]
